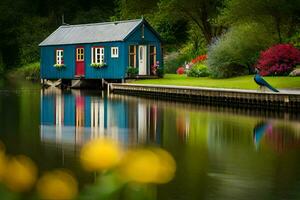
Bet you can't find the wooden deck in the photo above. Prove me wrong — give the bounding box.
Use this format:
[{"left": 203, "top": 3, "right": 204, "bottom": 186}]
[{"left": 109, "top": 83, "right": 300, "bottom": 110}]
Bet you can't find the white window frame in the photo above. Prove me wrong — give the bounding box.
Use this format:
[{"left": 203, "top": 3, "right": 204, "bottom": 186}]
[
  {"left": 111, "top": 47, "right": 119, "bottom": 58},
  {"left": 56, "top": 49, "right": 64, "bottom": 65},
  {"left": 91, "top": 47, "right": 104, "bottom": 64}
]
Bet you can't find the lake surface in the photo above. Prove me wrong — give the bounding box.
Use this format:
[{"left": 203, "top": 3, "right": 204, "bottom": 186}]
[{"left": 0, "top": 81, "right": 300, "bottom": 199}]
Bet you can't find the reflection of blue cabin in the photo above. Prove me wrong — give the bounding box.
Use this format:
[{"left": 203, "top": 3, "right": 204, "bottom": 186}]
[
  {"left": 39, "top": 19, "right": 163, "bottom": 80},
  {"left": 40, "top": 91, "right": 162, "bottom": 146}
]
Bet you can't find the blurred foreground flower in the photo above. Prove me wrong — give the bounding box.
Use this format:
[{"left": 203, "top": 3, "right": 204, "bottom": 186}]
[
  {"left": 37, "top": 170, "right": 78, "bottom": 200},
  {"left": 80, "top": 139, "right": 121, "bottom": 171},
  {"left": 120, "top": 148, "right": 176, "bottom": 184},
  {"left": 4, "top": 155, "right": 37, "bottom": 192},
  {"left": 0, "top": 148, "right": 6, "bottom": 180}
]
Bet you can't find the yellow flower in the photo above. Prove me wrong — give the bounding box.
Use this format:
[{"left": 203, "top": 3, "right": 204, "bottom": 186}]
[
  {"left": 0, "top": 151, "right": 6, "bottom": 180},
  {"left": 120, "top": 148, "right": 176, "bottom": 184},
  {"left": 120, "top": 150, "right": 160, "bottom": 183},
  {"left": 0, "top": 143, "right": 7, "bottom": 181},
  {"left": 4, "top": 155, "right": 37, "bottom": 192},
  {"left": 80, "top": 139, "right": 121, "bottom": 171},
  {"left": 37, "top": 170, "right": 78, "bottom": 200},
  {"left": 152, "top": 148, "right": 176, "bottom": 184}
]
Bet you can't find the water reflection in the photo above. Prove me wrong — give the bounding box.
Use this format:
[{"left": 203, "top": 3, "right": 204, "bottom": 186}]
[
  {"left": 38, "top": 88, "right": 300, "bottom": 200},
  {"left": 253, "top": 121, "right": 271, "bottom": 149},
  {"left": 254, "top": 121, "right": 300, "bottom": 152},
  {"left": 40, "top": 88, "right": 300, "bottom": 152},
  {"left": 40, "top": 88, "right": 162, "bottom": 147}
]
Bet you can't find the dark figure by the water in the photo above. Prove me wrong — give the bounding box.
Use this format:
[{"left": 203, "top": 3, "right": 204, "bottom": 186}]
[{"left": 254, "top": 74, "right": 279, "bottom": 92}]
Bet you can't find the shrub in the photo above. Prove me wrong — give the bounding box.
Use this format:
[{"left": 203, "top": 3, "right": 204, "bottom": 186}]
[
  {"left": 126, "top": 66, "right": 138, "bottom": 77},
  {"left": 286, "top": 31, "right": 300, "bottom": 49},
  {"left": 255, "top": 44, "right": 300, "bottom": 76},
  {"left": 164, "top": 52, "right": 189, "bottom": 73},
  {"left": 207, "top": 23, "right": 276, "bottom": 78},
  {"left": 156, "top": 68, "right": 165, "bottom": 78},
  {"left": 176, "top": 67, "right": 185, "bottom": 75},
  {"left": 187, "top": 64, "right": 209, "bottom": 77},
  {"left": 10, "top": 62, "right": 40, "bottom": 80}
]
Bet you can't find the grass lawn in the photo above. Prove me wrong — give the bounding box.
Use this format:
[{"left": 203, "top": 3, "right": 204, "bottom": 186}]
[{"left": 131, "top": 74, "right": 300, "bottom": 90}]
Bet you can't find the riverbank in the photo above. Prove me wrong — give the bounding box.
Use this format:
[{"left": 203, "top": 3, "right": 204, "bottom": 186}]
[
  {"left": 110, "top": 83, "right": 300, "bottom": 111},
  {"left": 130, "top": 74, "right": 300, "bottom": 90},
  {"left": 7, "top": 62, "right": 40, "bottom": 81}
]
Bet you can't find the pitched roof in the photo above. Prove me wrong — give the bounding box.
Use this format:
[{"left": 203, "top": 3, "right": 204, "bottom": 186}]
[{"left": 39, "top": 19, "right": 144, "bottom": 46}]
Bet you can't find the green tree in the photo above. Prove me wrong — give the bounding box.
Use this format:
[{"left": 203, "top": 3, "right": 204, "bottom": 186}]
[
  {"left": 220, "top": 0, "right": 300, "bottom": 43},
  {"left": 117, "top": 0, "right": 159, "bottom": 19},
  {"left": 158, "top": 0, "right": 225, "bottom": 44}
]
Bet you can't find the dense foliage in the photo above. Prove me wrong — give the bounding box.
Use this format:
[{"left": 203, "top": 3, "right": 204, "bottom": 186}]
[
  {"left": 9, "top": 62, "right": 40, "bottom": 80},
  {"left": 256, "top": 44, "right": 300, "bottom": 76},
  {"left": 187, "top": 63, "right": 209, "bottom": 77},
  {"left": 220, "top": 0, "right": 300, "bottom": 43},
  {"left": 207, "top": 23, "right": 276, "bottom": 78},
  {"left": 1, "top": 0, "right": 300, "bottom": 78},
  {"left": 0, "top": 0, "right": 115, "bottom": 71},
  {"left": 127, "top": 66, "right": 139, "bottom": 77}
]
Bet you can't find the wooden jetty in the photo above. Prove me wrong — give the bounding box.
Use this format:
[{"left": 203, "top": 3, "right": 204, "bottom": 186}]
[{"left": 109, "top": 83, "right": 300, "bottom": 110}]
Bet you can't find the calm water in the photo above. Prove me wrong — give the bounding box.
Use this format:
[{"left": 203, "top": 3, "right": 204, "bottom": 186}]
[{"left": 0, "top": 81, "right": 300, "bottom": 200}]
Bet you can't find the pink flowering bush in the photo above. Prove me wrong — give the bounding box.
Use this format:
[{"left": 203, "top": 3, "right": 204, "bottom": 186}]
[
  {"left": 256, "top": 44, "right": 300, "bottom": 76},
  {"left": 176, "top": 67, "right": 185, "bottom": 75}
]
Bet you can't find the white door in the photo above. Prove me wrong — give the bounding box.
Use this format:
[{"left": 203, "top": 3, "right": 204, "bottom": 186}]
[{"left": 138, "top": 45, "right": 147, "bottom": 75}]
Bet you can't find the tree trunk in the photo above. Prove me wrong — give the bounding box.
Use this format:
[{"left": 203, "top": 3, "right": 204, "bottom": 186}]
[{"left": 274, "top": 16, "right": 282, "bottom": 43}]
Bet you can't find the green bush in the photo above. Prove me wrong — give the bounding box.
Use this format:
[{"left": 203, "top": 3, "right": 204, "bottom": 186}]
[
  {"left": 207, "top": 23, "right": 276, "bottom": 78},
  {"left": 156, "top": 68, "right": 165, "bottom": 78},
  {"left": 187, "top": 64, "right": 209, "bottom": 77},
  {"left": 11, "top": 62, "right": 40, "bottom": 80},
  {"left": 164, "top": 52, "right": 189, "bottom": 73},
  {"left": 286, "top": 30, "right": 300, "bottom": 49},
  {"left": 164, "top": 41, "right": 207, "bottom": 74},
  {"left": 126, "top": 66, "right": 138, "bottom": 77}
]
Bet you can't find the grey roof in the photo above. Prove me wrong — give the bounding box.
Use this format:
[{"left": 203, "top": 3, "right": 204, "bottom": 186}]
[{"left": 39, "top": 19, "right": 143, "bottom": 46}]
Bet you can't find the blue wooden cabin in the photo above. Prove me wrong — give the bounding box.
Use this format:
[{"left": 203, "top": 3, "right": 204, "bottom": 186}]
[{"left": 39, "top": 19, "right": 163, "bottom": 81}]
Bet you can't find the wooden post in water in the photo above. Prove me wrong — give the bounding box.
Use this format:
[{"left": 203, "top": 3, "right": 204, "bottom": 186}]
[
  {"left": 107, "top": 83, "right": 110, "bottom": 95},
  {"left": 101, "top": 79, "right": 104, "bottom": 89}
]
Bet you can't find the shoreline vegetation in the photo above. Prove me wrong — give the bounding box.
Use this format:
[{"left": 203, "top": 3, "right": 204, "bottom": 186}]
[
  {"left": 8, "top": 62, "right": 40, "bottom": 81},
  {"left": 9, "top": 63, "right": 300, "bottom": 91}
]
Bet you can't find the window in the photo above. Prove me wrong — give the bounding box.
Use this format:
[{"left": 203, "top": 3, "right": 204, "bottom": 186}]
[
  {"left": 150, "top": 45, "right": 156, "bottom": 67},
  {"left": 91, "top": 47, "right": 104, "bottom": 64},
  {"left": 129, "top": 45, "right": 136, "bottom": 67},
  {"left": 76, "top": 48, "right": 84, "bottom": 61},
  {"left": 111, "top": 47, "right": 119, "bottom": 58},
  {"left": 55, "top": 49, "right": 64, "bottom": 65}
]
